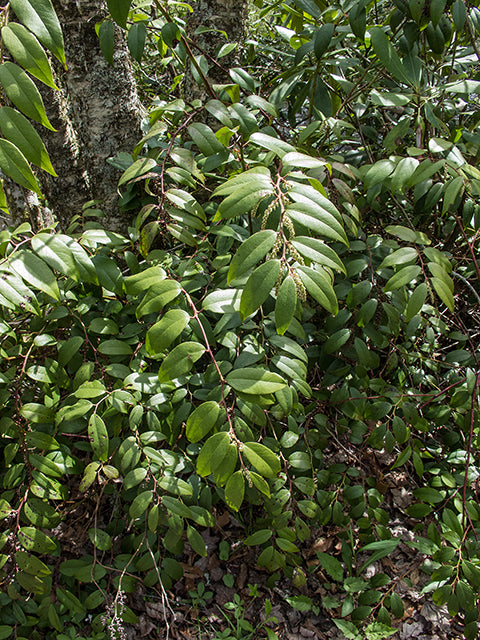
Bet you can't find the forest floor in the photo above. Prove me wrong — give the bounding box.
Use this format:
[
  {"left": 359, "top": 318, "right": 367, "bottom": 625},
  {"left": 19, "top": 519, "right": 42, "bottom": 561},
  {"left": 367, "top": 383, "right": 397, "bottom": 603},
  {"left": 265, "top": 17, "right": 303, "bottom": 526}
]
[{"left": 99, "top": 436, "right": 466, "bottom": 640}]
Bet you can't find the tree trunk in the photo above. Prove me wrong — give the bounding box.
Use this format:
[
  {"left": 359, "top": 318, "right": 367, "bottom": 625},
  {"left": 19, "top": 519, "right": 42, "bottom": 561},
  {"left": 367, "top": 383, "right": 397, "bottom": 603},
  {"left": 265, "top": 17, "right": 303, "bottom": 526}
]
[
  {"left": 185, "top": 0, "right": 248, "bottom": 103},
  {"left": 34, "top": 0, "right": 143, "bottom": 231}
]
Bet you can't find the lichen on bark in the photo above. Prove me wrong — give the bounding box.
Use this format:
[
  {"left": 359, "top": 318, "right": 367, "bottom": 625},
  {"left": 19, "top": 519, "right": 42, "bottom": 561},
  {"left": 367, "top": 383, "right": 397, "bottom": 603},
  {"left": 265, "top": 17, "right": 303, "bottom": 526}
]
[
  {"left": 184, "top": 0, "right": 248, "bottom": 103},
  {"left": 6, "top": 0, "right": 144, "bottom": 231}
]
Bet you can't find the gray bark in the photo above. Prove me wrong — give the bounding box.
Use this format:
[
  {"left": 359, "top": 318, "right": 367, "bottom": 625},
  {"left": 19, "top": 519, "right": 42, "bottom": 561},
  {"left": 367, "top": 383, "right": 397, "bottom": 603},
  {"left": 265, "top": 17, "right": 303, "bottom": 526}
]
[
  {"left": 185, "top": 0, "right": 248, "bottom": 103},
  {"left": 10, "top": 0, "right": 143, "bottom": 231}
]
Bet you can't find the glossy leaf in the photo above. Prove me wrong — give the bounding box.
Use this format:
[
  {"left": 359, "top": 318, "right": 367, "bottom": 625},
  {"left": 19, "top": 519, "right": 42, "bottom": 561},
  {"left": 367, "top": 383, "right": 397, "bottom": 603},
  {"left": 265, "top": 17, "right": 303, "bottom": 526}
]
[
  {"left": 240, "top": 258, "right": 281, "bottom": 319},
  {"left": 228, "top": 230, "right": 277, "bottom": 283},
  {"left": 224, "top": 471, "right": 245, "bottom": 511},
  {"left": 384, "top": 265, "right": 421, "bottom": 291},
  {"left": 369, "top": 27, "right": 411, "bottom": 85},
  {"left": 0, "top": 107, "right": 56, "bottom": 175},
  {"left": 187, "top": 525, "right": 207, "bottom": 556},
  {"left": 31, "top": 233, "right": 81, "bottom": 279},
  {"left": 297, "top": 266, "right": 338, "bottom": 314},
  {"left": 0, "top": 62, "right": 55, "bottom": 130},
  {"left": 243, "top": 442, "right": 281, "bottom": 477},
  {"left": 128, "top": 22, "right": 146, "bottom": 61},
  {"left": 10, "top": 0, "right": 66, "bottom": 66},
  {"left": 106, "top": 0, "right": 132, "bottom": 28},
  {"left": 0, "top": 138, "right": 42, "bottom": 194},
  {"left": 88, "top": 414, "right": 109, "bottom": 462},
  {"left": 226, "top": 368, "right": 287, "bottom": 394},
  {"left": 146, "top": 309, "right": 190, "bottom": 355},
  {"left": 286, "top": 201, "right": 347, "bottom": 245},
  {"left": 186, "top": 401, "right": 221, "bottom": 443},
  {"left": 275, "top": 275, "right": 297, "bottom": 335},
  {"left": 99, "top": 20, "right": 114, "bottom": 66},
  {"left": 196, "top": 432, "right": 230, "bottom": 477},
  {"left": 291, "top": 237, "right": 346, "bottom": 273},
  {"left": 9, "top": 251, "right": 60, "bottom": 300},
  {"left": 158, "top": 342, "right": 205, "bottom": 382},
  {"left": 2, "top": 23, "right": 57, "bottom": 88},
  {"left": 18, "top": 527, "right": 56, "bottom": 553}
]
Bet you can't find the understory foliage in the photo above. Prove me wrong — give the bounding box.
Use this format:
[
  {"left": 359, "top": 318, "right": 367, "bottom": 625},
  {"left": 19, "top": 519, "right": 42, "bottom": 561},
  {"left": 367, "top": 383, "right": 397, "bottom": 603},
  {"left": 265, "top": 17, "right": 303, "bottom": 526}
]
[{"left": 1, "top": 0, "right": 480, "bottom": 638}]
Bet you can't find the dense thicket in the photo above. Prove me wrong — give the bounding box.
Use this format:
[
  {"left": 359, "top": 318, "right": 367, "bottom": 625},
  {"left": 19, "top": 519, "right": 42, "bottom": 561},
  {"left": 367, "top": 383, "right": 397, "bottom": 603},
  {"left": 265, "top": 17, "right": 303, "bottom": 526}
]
[{"left": 1, "top": 0, "right": 480, "bottom": 639}]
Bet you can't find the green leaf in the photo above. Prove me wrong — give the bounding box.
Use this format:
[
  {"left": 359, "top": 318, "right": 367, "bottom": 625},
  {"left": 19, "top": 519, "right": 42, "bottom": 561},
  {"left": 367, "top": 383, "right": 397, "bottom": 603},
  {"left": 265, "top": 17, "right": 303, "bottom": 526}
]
[
  {"left": 158, "top": 476, "right": 193, "bottom": 497},
  {"left": 224, "top": 471, "right": 245, "bottom": 511},
  {"left": 0, "top": 62, "right": 55, "bottom": 129},
  {"left": 162, "top": 495, "right": 192, "bottom": 519},
  {"left": 196, "top": 432, "right": 230, "bottom": 477},
  {"left": 369, "top": 27, "right": 411, "bottom": 85},
  {"left": 98, "top": 339, "right": 132, "bottom": 356},
  {"left": 240, "top": 258, "right": 281, "bottom": 320},
  {"left": 98, "top": 20, "right": 114, "bottom": 66},
  {"left": 106, "top": 0, "right": 132, "bottom": 28},
  {"left": 275, "top": 275, "right": 297, "bottom": 335},
  {"left": 30, "top": 453, "right": 63, "bottom": 478},
  {"left": 188, "top": 122, "right": 224, "bottom": 155},
  {"left": 359, "top": 539, "right": 400, "bottom": 572},
  {"left": 383, "top": 265, "right": 421, "bottom": 291},
  {"left": 442, "top": 176, "right": 464, "bottom": 213},
  {"left": 316, "top": 552, "right": 344, "bottom": 581},
  {"left": 88, "top": 414, "right": 109, "bottom": 462},
  {"left": 146, "top": 309, "right": 190, "bottom": 355},
  {"left": 10, "top": 0, "right": 66, "bottom": 66},
  {"left": 128, "top": 22, "right": 146, "bottom": 61},
  {"left": 249, "top": 132, "right": 295, "bottom": 157},
  {"left": 228, "top": 230, "right": 277, "bottom": 283},
  {"left": 385, "top": 225, "right": 430, "bottom": 244},
  {"left": 390, "top": 157, "right": 419, "bottom": 193},
  {"left": 0, "top": 107, "right": 56, "bottom": 175},
  {"left": 123, "top": 467, "right": 147, "bottom": 490},
  {"left": 1, "top": 23, "right": 57, "bottom": 88},
  {"left": 158, "top": 342, "right": 205, "bottom": 382},
  {"left": 291, "top": 237, "right": 346, "bottom": 273},
  {"left": 452, "top": 0, "right": 466, "bottom": 30},
  {"left": 119, "top": 157, "right": 157, "bottom": 187},
  {"left": 124, "top": 265, "right": 166, "bottom": 295},
  {"left": 56, "top": 588, "right": 85, "bottom": 615},
  {"left": 136, "top": 281, "right": 181, "bottom": 318},
  {"left": 430, "top": 0, "right": 446, "bottom": 26},
  {"left": 186, "top": 401, "right": 220, "bottom": 443},
  {"left": 9, "top": 250, "right": 60, "bottom": 300},
  {"left": 187, "top": 525, "right": 207, "bottom": 556},
  {"left": 314, "top": 22, "right": 334, "bottom": 59},
  {"left": 15, "top": 550, "right": 51, "bottom": 576},
  {"left": 405, "top": 283, "right": 427, "bottom": 321},
  {"left": 282, "top": 151, "right": 328, "bottom": 171},
  {"left": 244, "top": 529, "right": 273, "bottom": 545},
  {"left": 286, "top": 202, "right": 348, "bottom": 245},
  {"left": 380, "top": 247, "right": 418, "bottom": 269},
  {"left": 202, "top": 289, "right": 242, "bottom": 313},
  {"left": 31, "top": 233, "right": 82, "bottom": 279},
  {"left": 0, "top": 138, "right": 42, "bottom": 194},
  {"left": 430, "top": 276, "right": 454, "bottom": 311},
  {"left": 88, "top": 528, "right": 112, "bottom": 551},
  {"left": 297, "top": 266, "right": 338, "bottom": 314},
  {"left": 129, "top": 490, "right": 153, "bottom": 518},
  {"left": 226, "top": 368, "right": 286, "bottom": 394},
  {"left": 214, "top": 172, "right": 273, "bottom": 220},
  {"left": 242, "top": 442, "right": 281, "bottom": 477},
  {"left": 18, "top": 526, "right": 56, "bottom": 553}
]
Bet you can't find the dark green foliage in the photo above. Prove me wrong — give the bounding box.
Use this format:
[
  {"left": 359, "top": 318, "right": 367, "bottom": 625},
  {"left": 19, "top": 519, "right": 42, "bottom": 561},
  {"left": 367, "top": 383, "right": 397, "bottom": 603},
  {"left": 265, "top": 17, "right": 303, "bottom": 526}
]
[{"left": 1, "top": 0, "right": 480, "bottom": 638}]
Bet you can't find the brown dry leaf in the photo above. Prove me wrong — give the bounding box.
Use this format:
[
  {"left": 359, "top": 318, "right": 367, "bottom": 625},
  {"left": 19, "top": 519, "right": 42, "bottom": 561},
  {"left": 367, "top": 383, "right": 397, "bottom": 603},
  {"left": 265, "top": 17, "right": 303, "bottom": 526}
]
[
  {"left": 216, "top": 510, "right": 230, "bottom": 528},
  {"left": 237, "top": 562, "right": 248, "bottom": 590},
  {"left": 180, "top": 563, "right": 204, "bottom": 579},
  {"left": 310, "top": 537, "right": 333, "bottom": 554}
]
